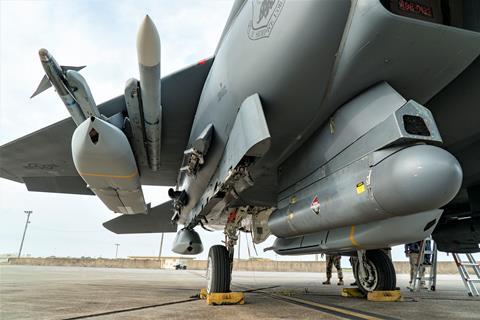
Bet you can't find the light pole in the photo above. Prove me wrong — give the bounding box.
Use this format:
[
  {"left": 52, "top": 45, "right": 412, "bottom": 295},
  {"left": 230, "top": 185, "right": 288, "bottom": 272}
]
[
  {"left": 18, "top": 210, "right": 33, "bottom": 258},
  {"left": 158, "top": 233, "right": 164, "bottom": 268},
  {"left": 158, "top": 233, "right": 164, "bottom": 260},
  {"left": 114, "top": 243, "right": 120, "bottom": 259}
]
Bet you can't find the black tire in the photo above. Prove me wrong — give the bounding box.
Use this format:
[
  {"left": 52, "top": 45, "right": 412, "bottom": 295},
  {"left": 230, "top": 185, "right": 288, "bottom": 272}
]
[
  {"left": 354, "top": 249, "right": 396, "bottom": 294},
  {"left": 206, "top": 245, "right": 231, "bottom": 293}
]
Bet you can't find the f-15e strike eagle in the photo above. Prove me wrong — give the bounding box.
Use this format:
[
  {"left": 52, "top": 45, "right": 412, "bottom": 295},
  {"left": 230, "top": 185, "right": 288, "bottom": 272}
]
[{"left": 1, "top": 0, "right": 479, "bottom": 294}]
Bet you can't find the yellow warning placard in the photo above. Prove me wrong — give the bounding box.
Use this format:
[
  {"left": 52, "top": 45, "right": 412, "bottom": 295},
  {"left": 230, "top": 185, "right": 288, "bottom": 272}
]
[{"left": 356, "top": 182, "right": 365, "bottom": 194}]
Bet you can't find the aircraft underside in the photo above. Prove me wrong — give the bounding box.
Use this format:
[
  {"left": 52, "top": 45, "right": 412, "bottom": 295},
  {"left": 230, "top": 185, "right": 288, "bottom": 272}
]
[{"left": 1, "top": 0, "right": 480, "bottom": 294}]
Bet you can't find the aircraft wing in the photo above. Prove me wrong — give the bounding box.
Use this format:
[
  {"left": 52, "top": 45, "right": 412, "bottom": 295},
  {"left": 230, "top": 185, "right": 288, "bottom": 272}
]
[
  {"left": 0, "top": 96, "right": 125, "bottom": 195},
  {"left": 103, "top": 200, "right": 177, "bottom": 234},
  {"left": 0, "top": 58, "right": 213, "bottom": 194}
]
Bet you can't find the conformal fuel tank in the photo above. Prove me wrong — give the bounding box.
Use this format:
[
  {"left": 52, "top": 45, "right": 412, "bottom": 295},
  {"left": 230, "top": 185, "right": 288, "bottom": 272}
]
[
  {"left": 268, "top": 144, "right": 462, "bottom": 238},
  {"left": 72, "top": 117, "right": 147, "bottom": 214}
]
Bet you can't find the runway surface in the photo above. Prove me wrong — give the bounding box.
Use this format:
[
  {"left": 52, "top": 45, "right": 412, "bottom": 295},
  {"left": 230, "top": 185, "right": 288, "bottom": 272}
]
[{"left": 1, "top": 265, "right": 479, "bottom": 319}]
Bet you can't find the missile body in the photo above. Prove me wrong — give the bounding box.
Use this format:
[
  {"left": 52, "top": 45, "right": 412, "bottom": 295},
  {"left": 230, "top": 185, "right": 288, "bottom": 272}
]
[
  {"left": 38, "top": 49, "right": 86, "bottom": 125},
  {"left": 65, "top": 69, "right": 100, "bottom": 118},
  {"left": 137, "top": 15, "right": 162, "bottom": 171},
  {"left": 268, "top": 145, "right": 462, "bottom": 239}
]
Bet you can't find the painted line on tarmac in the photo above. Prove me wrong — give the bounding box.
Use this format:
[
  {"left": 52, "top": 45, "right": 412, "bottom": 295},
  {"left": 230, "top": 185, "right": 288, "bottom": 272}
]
[
  {"left": 61, "top": 298, "right": 199, "bottom": 320},
  {"left": 265, "top": 293, "right": 399, "bottom": 320},
  {"left": 266, "top": 293, "right": 378, "bottom": 320},
  {"left": 242, "top": 285, "right": 280, "bottom": 292}
]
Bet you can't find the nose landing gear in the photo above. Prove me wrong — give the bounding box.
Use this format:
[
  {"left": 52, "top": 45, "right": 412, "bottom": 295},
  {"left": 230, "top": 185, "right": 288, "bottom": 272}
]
[
  {"left": 205, "top": 207, "right": 249, "bottom": 293},
  {"left": 354, "top": 249, "right": 396, "bottom": 294},
  {"left": 206, "top": 245, "right": 232, "bottom": 293}
]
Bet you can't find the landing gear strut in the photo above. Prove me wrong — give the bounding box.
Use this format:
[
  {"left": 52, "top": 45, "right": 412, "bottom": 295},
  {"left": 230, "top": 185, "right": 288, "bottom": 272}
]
[
  {"left": 205, "top": 208, "right": 246, "bottom": 293},
  {"left": 354, "top": 249, "right": 396, "bottom": 294}
]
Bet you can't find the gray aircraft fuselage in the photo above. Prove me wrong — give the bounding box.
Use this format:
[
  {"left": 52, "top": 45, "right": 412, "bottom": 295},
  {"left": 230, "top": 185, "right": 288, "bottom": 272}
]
[
  {"left": 178, "top": 0, "right": 480, "bottom": 231},
  {"left": 180, "top": 0, "right": 351, "bottom": 224}
]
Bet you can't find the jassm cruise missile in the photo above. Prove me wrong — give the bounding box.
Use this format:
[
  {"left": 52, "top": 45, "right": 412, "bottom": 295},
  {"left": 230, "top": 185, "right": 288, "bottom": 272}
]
[{"left": 137, "top": 15, "right": 162, "bottom": 171}]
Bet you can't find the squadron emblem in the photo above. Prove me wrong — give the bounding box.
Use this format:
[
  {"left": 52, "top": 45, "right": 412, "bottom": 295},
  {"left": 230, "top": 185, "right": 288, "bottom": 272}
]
[{"left": 248, "top": 0, "right": 286, "bottom": 40}]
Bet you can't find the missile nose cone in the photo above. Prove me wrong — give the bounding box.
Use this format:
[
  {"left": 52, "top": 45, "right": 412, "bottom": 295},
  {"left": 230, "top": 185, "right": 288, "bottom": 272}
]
[
  {"left": 372, "top": 145, "right": 463, "bottom": 216},
  {"left": 137, "top": 15, "right": 160, "bottom": 67},
  {"left": 38, "top": 48, "right": 50, "bottom": 62}
]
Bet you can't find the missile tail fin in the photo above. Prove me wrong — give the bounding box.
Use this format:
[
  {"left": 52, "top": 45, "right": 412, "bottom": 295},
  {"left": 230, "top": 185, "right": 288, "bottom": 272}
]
[
  {"left": 30, "top": 74, "right": 52, "bottom": 98},
  {"left": 61, "top": 65, "right": 86, "bottom": 72}
]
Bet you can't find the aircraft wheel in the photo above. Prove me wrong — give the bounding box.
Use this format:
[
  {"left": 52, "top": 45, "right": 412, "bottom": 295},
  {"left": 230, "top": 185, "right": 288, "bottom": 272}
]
[
  {"left": 354, "top": 249, "right": 396, "bottom": 294},
  {"left": 206, "top": 245, "right": 231, "bottom": 293}
]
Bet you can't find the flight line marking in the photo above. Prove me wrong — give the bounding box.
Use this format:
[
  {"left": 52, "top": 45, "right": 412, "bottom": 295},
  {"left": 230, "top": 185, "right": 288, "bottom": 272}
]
[
  {"left": 61, "top": 298, "right": 199, "bottom": 320},
  {"left": 265, "top": 293, "right": 386, "bottom": 320}
]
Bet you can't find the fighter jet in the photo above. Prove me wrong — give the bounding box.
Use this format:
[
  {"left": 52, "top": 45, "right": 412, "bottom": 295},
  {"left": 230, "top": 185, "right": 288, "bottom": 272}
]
[{"left": 1, "top": 0, "right": 479, "bottom": 294}]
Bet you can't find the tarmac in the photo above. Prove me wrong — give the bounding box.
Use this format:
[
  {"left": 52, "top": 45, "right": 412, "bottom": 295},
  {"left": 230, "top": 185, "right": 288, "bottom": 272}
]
[{"left": 1, "top": 265, "right": 479, "bottom": 320}]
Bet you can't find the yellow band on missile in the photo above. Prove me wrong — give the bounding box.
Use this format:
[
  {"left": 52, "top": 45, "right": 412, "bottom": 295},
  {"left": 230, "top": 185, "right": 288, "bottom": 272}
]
[
  {"left": 349, "top": 225, "right": 359, "bottom": 247},
  {"left": 79, "top": 171, "right": 138, "bottom": 179}
]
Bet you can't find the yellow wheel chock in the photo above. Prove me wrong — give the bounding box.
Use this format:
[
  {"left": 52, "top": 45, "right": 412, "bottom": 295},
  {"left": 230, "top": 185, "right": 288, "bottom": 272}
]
[
  {"left": 341, "top": 287, "right": 366, "bottom": 298},
  {"left": 367, "top": 290, "right": 402, "bottom": 302},
  {"left": 342, "top": 288, "right": 402, "bottom": 301},
  {"left": 199, "top": 288, "right": 245, "bottom": 305},
  {"left": 199, "top": 288, "right": 208, "bottom": 300}
]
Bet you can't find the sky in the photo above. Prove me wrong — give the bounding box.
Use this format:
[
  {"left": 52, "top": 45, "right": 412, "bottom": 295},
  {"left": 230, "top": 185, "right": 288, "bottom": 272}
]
[{"left": 0, "top": 0, "right": 470, "bottom": 265}]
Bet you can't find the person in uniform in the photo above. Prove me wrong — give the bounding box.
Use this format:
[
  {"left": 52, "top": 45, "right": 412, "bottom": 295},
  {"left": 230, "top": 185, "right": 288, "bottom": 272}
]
[
  {"left": 349, "top": 256, "right": 358, "bottom": 286},
  {"left": 323, "top": 254, "right": 344, "bottom": 285},
  {"left": 405, "top": 241, "right": 426, "bottom": 289}
]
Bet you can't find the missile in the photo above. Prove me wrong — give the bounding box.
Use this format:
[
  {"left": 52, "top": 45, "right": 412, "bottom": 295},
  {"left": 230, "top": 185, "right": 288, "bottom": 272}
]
[
  {"left": 65, "top": 69, "right": 100, "bottom": 119},
  {"left": 137, "top": 15, "right": 162, "bottom": 171},
  {"left": 71, "top": 116, "right": 147, "bottom": 214},
  {"left": 32, "top": 49, "right": 101, "bottom": 125},
  {"left": 32, "top": 49, "right": 87, "bottom": 125},
  {"left": 268, "top": 144, "right": 463, "bottom": 239}
]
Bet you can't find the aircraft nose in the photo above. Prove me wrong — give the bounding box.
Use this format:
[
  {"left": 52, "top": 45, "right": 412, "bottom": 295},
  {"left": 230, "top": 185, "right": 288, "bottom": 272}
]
[{"left": 371, "top": 145, "right": 462, "bottom": 216}]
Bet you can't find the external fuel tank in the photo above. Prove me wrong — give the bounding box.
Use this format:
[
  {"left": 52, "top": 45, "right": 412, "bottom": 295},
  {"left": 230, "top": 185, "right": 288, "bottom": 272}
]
[{"left": 72, "top": 117, "right": 147, "bottom": 214}]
